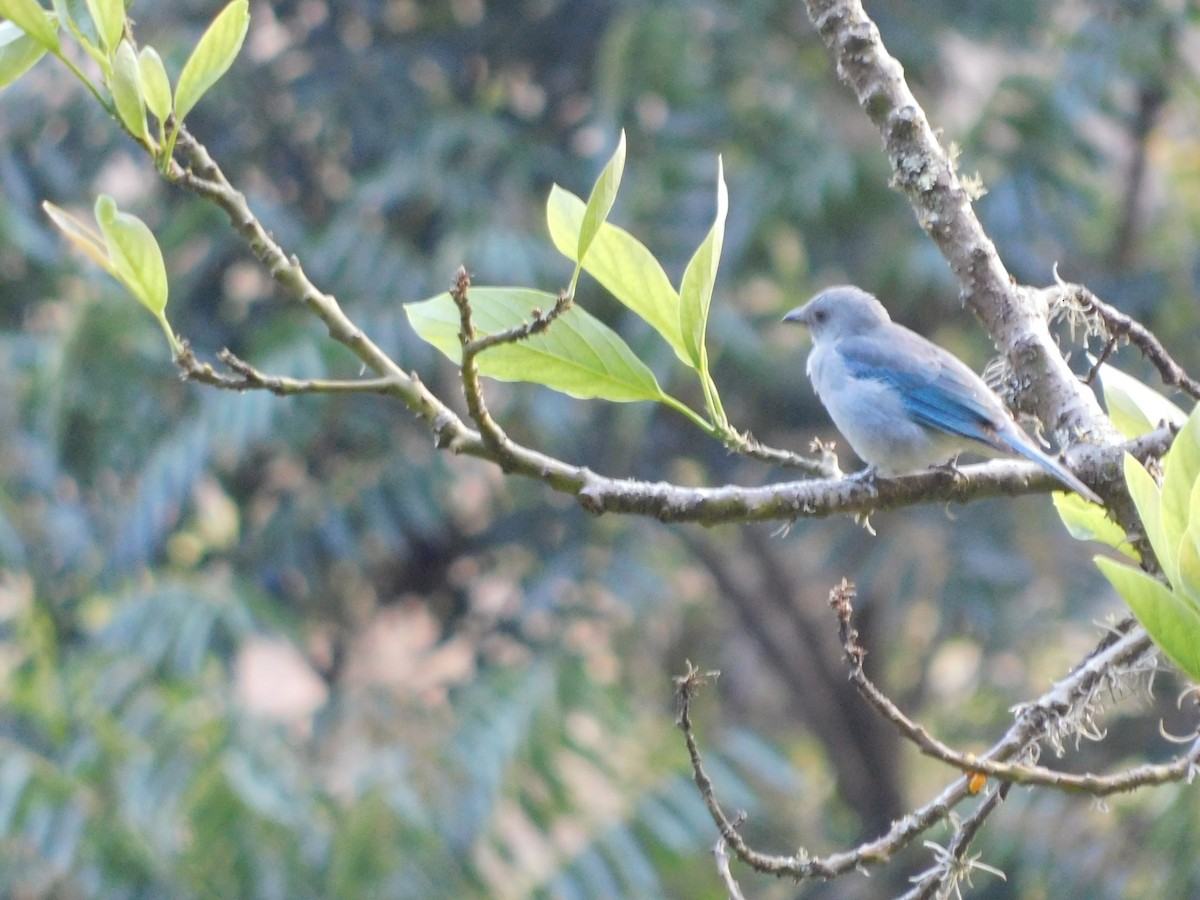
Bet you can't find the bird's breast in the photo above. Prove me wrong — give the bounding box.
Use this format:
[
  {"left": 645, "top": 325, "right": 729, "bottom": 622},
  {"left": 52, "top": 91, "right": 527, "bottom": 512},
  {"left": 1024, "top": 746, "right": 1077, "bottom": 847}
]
[{"left": 806, "top": 342, "right": 965, "bottom": 473}]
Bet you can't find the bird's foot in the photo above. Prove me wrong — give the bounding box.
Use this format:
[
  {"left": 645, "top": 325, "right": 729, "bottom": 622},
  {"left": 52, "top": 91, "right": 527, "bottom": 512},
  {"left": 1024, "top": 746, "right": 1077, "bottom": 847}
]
[
  {"left": 931, "top": 458, "right": 968, "bottom": 487},
  {"left": 845, "top": 468, "right": 879, "bottom": 535},
  {"left": 846, "top": 464, "right": 880, "bottom": 486}
]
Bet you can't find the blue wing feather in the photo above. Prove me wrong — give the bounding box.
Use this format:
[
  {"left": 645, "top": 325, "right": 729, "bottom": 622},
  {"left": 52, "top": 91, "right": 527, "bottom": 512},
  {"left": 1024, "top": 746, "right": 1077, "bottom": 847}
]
[
  {"left": 830, "top": 324, "right": 1101, "bottom": 503},
  {"left": 836, "top": 330, "right": 1005, "bottom": 449}
]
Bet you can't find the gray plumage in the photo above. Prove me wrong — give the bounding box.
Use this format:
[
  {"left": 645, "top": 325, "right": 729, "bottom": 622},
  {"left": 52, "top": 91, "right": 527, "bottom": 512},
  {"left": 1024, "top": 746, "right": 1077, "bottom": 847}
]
[{"left": 782, "top": 285, "right": 1101, "bottom": 504}]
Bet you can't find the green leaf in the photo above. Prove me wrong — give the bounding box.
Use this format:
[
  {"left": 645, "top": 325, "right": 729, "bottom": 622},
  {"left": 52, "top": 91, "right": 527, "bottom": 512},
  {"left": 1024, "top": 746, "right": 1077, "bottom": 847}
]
[
  {"left": 0, "top": 0, "right": 59, "bottom": 50},
  {"left": 48, "top": 0, "right": 86, "bottom": 32},
  {"left": 405, "top": 287, "right": 667, "bottom": 403},
  {"left": 43, "top": 200, "right": 115, "bottom": 275},
  {"left": 577, "top": 130, "right": 625, "bottom": 268},
  {"left": 173, "top": 0, "right": 249, "bottom": 124},
  {"left": 1099, "top": 362, "right": 1187, "bottom": 439},
  {"left": 0, "top": 19, "right": 47, "bottom": 89},
  {"left": 83, "top": 0, "right": 120, "bottom": 53},
  {"left": 1096, "top": 556, "right": 1200, "bottom": 681},
  {"left": 1175, "top": 531, "right": 1200, "bottom": 610},
  {"left": 678, "top": 156, "right": 728, "bottom": 369},
  {"left": 110, "top": 39, "right": 148, "bottom": 144},
  {"left": 50, "top": 0, "right": 107, "bottom": 71},
  {"left": 1190, "top": 478, "right": 1200, "bottom": 558},
  {"left": 1162, "top": 403, "right": 1200, "bottom": 553},
  {"left": 47, "top": 199, "right": 178, "bottom": 354},
  {"left": 137, "top": 45, "right": 171, "bottom": 123},
  {"left": 1123, "top": 453, "right": 1175, "bottom": 586},
  {"left": 546, "top": 185, "right": 688, "bottom": 365},
  {"left": 1052, "top": 492, "right": 1137, "bottom": 561},
  {"left": 94, "top": 194, "right": 168, "bottom": 317}
]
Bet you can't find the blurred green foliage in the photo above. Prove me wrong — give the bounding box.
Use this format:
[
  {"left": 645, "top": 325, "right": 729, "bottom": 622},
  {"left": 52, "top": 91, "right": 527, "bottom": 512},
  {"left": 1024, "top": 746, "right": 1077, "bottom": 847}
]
[{"left": 2, "top": 0, "right": 1200, "bottom": 896}]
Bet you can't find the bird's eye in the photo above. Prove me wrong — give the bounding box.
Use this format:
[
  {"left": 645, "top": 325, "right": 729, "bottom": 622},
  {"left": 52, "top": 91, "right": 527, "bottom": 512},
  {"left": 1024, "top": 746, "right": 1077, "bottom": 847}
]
[{"left": 812, "top": 310, "right": 827, "bottom": 324}]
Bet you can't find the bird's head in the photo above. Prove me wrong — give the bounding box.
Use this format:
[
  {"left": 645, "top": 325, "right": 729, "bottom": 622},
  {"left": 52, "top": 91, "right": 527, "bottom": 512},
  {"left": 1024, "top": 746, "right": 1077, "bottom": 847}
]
[{"left": 782, "top": 285, "right": 891, "bottom": 342}]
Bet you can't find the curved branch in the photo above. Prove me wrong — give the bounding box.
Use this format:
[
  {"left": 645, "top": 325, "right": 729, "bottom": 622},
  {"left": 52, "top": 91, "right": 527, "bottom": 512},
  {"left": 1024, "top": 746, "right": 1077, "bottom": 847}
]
[
  {"left": 677, "top": 584, "right": 1167, "bottom": 883},
  {"left": 833, "top": 580, "right": 1197, "bottom": 796},
  {"left": 1068, "top": 281, "right": 1200, "bottom": 402},
  {"left": 676, "top": 659, "right": 990, "bottom": 880}
]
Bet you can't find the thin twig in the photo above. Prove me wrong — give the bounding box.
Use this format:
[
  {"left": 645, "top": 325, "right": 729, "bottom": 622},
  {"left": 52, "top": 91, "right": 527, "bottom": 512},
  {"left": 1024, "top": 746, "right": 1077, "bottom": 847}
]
[
  {"left": 677, "top": 661, "right": 984, "bottom": 879},
  {"left": 449, "top": 266, "right": 577, "bottom": 456},
  {"left": 463, "top": 288, "right": 573, "bottom": 355},
  {"left": 713, "top": 814, "right": 748, "bottom": 900},
  {"left": 904, "top": 786, "right": 1011, "bottom": 900},
  {"left": 449, "top": 267, "right": 512, "bottom": 453},
  {"left": 675, "top": 662, "right": 836, "bottom": 878},
  {"left": 726, "top": 432, "right": 843, "bottom": 476},
  {"left": 176, "top": 343, "right": 398, "bottom": 395},
  {"left": 1064, "top": 280, "right": 1200, "bottom": 401},
  {"left": 1083, "top": 335, "right": 1121, "bottom": 387}
]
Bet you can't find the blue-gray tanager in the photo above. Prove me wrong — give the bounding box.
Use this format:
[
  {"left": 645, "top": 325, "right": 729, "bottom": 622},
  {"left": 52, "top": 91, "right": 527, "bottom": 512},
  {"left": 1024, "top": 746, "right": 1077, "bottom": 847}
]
[{"left": 783, "top": 285, "right": 1101, "bottom": 504}]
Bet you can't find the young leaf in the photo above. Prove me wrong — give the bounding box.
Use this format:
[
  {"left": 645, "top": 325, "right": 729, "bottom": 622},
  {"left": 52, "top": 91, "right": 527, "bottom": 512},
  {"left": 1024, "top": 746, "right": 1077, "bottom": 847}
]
[
  {"left": 94, "top": 194, "right": 168, "bottom": 317},
  {"left": 0, "top": 19, "right": 47, "bottom": 89},
  {"left": 138, "top": 45, "right": 172, "bottom": 123},
  {"left": 47, "top": 198, "right": 179, "bottom": 354},
  {"left": 0, "top": 0, "right": 60, "bottom": 51},
  {"left": 1124, "top": 453, "right": 1175, "bottom": 586},
  {"left": 678, "top": 156, "right": 728, "bottom": 369},
  {"left": 1161, "top": 405, "right": 1200, "bottom": 552},
  {"left": 1099, "top": 362, "right": 1187, "bottom": 439},
  {"left": 110, "top": 39, "right": 149, "bottom": 145},
  {"left": 50, "top": 0, "right": 108, "bottom": 71},
  {"left": 576, "top": 130, "right": 626, "bottom": 268},
  {"left": 406, "top": 287, "right": 667, "bottom": 403},
  {"left": 1096, "top": 556, "right": 1200, "bottom": 682},
  {"left": 173, "top": 0, "right": 249, "bottom": 124},
  {"left": 48, "top": 0, "right": 83, "bottom": 31},
  {"left": 1190, "top": 478, "right": 1200, "bottom": 561},
  {"left": 83, "top": 0, "right": 121, "bottom": 54},
  {"left": 1052, "top": 492, "right": 1137, "bottom": 561},
  {"left": 43, "top": 200, "right": 116, "bottom": 275},
  {"left": 1175, "top": 531, "right": 1200, "bottom": 610},
  {"left": 546, "top": 185, "right": 688, "bottom": 364}
]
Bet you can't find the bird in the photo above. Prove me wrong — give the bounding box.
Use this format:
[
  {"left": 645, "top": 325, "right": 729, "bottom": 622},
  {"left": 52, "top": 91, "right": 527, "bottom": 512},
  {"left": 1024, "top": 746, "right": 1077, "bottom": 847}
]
[{"left": 782, "top": 285, "right": 1101, "bottom": 504}]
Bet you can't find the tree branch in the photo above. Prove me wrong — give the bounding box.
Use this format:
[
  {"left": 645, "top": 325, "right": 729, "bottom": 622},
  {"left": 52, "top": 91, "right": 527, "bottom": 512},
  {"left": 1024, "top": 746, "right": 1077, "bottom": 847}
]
[
  {"left": 158, "top": 91, "right": 1198, "bottom": 537},
  {"left": 676, "top": 659, "right": 984, "bottom": 879},
  {"left": 1062, "top": 280, "right": 1200, "bottom": 402},
  {"left": 712, "top": 821, "right": 748, "bottom": 900},
  {"left": 575, "top": 430, "right": 1167, "bottom": 522},
  {"left": 449, "top": 266, "right": 575, "bottom": 463},
  {"left": 163, "top": 127, "right": 1168, "bottom": 523},
  {"left": 676, "top": 579, "right": 1181, "bottom": 886},
  {"left": 902, "top": 789, "right": 1011, "bottom": 900},
  {"left": 177, "top": 344, "right": 400, "bottom": 395},
  {"left": 831, "top": 579, "right": 1199, "bottom": 796}
]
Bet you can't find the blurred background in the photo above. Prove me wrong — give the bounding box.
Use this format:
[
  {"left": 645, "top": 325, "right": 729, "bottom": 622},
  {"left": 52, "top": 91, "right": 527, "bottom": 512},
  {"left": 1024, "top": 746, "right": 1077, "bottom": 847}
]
[{"left": 2, "top": 0, "right": 1200, "bottom": 896}]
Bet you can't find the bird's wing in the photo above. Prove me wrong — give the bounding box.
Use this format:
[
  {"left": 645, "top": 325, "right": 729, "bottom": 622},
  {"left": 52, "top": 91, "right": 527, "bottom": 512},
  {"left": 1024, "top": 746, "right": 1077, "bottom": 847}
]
[{"left": 836, "top": 329, "right": 1006, "bottom": 447}]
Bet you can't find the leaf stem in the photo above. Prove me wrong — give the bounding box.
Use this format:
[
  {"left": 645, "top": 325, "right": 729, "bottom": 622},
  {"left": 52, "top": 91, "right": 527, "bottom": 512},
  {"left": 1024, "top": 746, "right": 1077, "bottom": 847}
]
[
  {"left": 53, "top": 49, "right": 107, "bottom": 108},
  {"left": 660, "top": 393, "right": 722, "bottom": 437}
]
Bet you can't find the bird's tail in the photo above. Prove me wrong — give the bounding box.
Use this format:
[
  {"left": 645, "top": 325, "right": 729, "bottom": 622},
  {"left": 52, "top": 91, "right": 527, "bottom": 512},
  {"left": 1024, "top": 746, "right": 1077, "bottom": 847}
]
[{"left": 1009, "top": 437, "right": 1101, "bottom": 505}]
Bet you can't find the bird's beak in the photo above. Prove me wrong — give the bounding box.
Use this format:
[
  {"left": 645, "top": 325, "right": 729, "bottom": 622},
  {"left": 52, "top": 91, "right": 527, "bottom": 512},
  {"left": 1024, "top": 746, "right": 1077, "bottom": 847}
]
[{"left": 781, "top": 306, "right": 807, "bottom": 325}]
